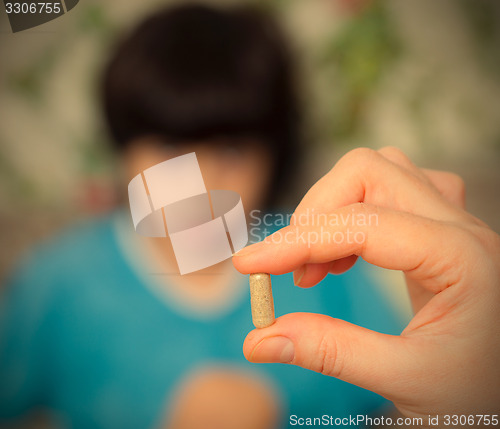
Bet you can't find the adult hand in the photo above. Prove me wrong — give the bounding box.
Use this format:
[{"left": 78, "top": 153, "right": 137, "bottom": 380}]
[{"left": 233, "top": 147, "right": 500, "bottom": 419}]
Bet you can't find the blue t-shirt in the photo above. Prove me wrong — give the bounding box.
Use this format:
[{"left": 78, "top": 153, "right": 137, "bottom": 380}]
[{"left": 0, "top": 212, "right": 406, "bottom": 428}]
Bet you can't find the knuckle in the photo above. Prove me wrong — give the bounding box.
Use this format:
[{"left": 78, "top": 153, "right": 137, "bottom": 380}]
[
  {"left": 378, "top": 146, "right": 412, "bottom": 166},
  {"left": 342, "top": 147, "right": 377, "bottom": 167},
  {"left": 314, "top": 329, "right": 345, "bottom": 379},
  {"left": 441, "top": 170, "right": 465, "bottom": 191},
  {"left": 447, "top": 172, "right": 466, "bottom": 201},
  {"left": 439, "top": 172, "right": 466, "bottom": 208},
  {"left": 447, "top": 171, "right": 465, "bottom": 187},
  {"left": 378, "top": 146, "right": 405, "bottom": 158},
  {"left": 475, "top": 226, "right": 500, "bottom": 253},
  {"left": 379, "top": 148, "right": 428, "bottom": 183}
]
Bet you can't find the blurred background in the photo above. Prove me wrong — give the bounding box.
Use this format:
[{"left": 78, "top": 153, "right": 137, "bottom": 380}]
[{"left": 1, "top": 0, "right": 500, "bottom": 282}]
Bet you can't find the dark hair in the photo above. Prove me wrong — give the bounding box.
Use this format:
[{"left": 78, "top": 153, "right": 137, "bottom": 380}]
[{"left": 101, "top": 3, "right": 301, "bottom": 207}]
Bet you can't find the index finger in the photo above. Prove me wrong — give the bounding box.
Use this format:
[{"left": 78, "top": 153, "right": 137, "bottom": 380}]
[{"left": 234, "top": 203, "right": 472, "bottom": 295}]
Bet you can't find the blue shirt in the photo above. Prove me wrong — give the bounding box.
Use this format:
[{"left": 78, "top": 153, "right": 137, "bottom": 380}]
[{"left": 0, "top": 212, "right": 406, "bottom": 428}]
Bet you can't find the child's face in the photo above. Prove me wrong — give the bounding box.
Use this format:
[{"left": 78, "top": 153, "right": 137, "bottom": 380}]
[{"left": 124, "top": 136, "right": 273, "bottom": 213}]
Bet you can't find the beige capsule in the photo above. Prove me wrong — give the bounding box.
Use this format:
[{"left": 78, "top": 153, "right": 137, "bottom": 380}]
[{"left": 249, "top": 273, "right": 275, "bottom": 328}]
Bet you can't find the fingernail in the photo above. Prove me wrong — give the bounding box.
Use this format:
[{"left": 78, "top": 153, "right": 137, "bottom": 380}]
[
  {"left": 232, "top": 242, "right": 262, "bottom": 257},
  {"left": 249, "top": 336, "right": 295, "bottom": 363},
  {"left": 293, "top": 266, "right": 306, "bottom": 286}
]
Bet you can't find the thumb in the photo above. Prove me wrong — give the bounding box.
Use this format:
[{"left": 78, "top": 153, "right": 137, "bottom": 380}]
[{"left": 243, "top": 313, "right": 419, "bottom": 400}]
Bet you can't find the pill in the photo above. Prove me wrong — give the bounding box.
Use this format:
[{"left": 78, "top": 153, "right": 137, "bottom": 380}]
[{"left": 249, "top": 273, "right": 275, "bottom": 328}]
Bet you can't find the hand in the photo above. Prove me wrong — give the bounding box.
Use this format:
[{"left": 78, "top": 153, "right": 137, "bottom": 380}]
[{"left": 233, "top": 147, "right": 500, "bottom": 419}]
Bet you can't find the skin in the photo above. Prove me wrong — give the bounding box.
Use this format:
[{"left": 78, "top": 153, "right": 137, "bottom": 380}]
[
  {"left": 123, "top": 136, "right": 277, "bottom": 428},
  {"left": 233, "top": 147, "right": 500, "bottom": 421},
  {"left": 165, "top": 368, "right": 279, "bottom": 429},
  {"left": 123, "top": 136, "right": 273, "bottom": 300},
  {"left": 123, "top": 135, "right": 273, "bottom": 218}
]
